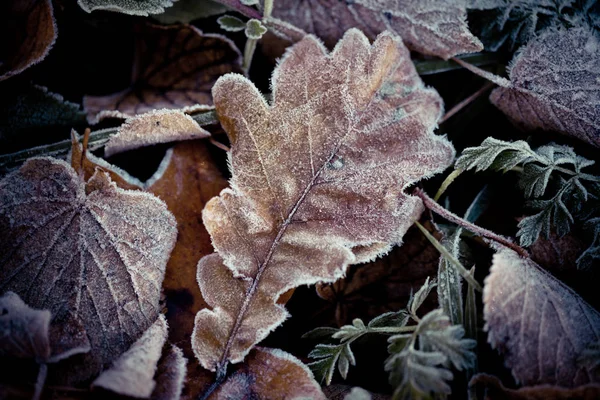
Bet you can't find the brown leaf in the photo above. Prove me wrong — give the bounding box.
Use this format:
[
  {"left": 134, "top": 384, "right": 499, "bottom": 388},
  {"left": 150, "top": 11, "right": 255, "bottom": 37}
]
[
  {"left": 316, "top": 219, "right": 441, "bottom": 327},
  {"left": 192, "top": 29, "right": 455, "bottom": 372},
  {"left": 271, "top": 0, "right": 482, "bottom": 59},
  {"left": 489, "top": 28, "right": 600, "bottom": 147},
  {"left": 152, "top": 345, "right": 187, "bottom": 400},
  {"left": 212, "top": 347, "right": 326, "bottom": 400},
  {"left": 323, "top": 385, "right": 390, "bottom": 400},
  {"left": 93, "top": 314, "right": 168, "bottom": 398},
  {"left": 484, "top": 248, "right": 600, "bottom": 387},
  {"left": 0, "top": 0, "right": 57, "bottom": 81},
  {"left": 147, "top": 140, "right": 228, "bottom": 358},
  {"left": 0, "top": 157, "right": 178, "bottom": 383},
  {"left": 469, "top": 374, "right": 600, "bottom": 400},
  {"left": 83, "top": 24, "right": 242, "bottom": 124},
  {"left": 104, "top": 110, "right": 211, "bottom": 157}
]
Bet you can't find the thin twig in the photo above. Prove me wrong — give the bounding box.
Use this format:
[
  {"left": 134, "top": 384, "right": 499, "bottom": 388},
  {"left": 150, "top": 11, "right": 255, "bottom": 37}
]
[
  {"left": 414, "top": 188, "right": 529, "bottom": 258},
  {"left": 210, "top": 138, "right": 231, "bottom": 152},
  {"left": 198, "top": 365, "right": 228, "bottom": 400},
  {"left": 440, "top": 81, "right": 495, "bottom": 124},
  {"left": 33, "top": 364, "right": 47, "bottom": 400}
]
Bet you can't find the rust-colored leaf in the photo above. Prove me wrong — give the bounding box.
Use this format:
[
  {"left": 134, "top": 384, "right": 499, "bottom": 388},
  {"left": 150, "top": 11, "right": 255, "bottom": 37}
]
[
  {"left": 83, "top": 24, "right": 242, "bottom": 124},
  {"left": 271, "top": 0, "right": 482, "bottom": 59},
  {"left": 104, "top": 110, "right": 211, "bottom": 157},
  {"left": 93, "top": 314, "right": 168, "bottom": 398},
  {"left": 0, "top": 0, "right": 57, "bottom": 81},
  {"left": 469, "top": 374, "right": 600, "bottom": 400},
  {"left": 152, "top": 345, "right": 187, "bottom": 400},
  {"left": 0, "top": 157, "right": 178, "bottom": 383},
  {"left": 192, "top": 29, "right": 455, "bottom": 372},
  {"left": 489, "top": 28, "right": 600, "bottom": 147},
  {"left": 316, "top": 219, "right": 441, "bottom": 327},
  {"left": 147, "top": 140, "right": 228, "bottom": 358},
  {"left": 212, "top": 347, "right": 326, "bottom": 400},
  {"left": 484, "top": 248, "right": 600, "bottom": 387}
]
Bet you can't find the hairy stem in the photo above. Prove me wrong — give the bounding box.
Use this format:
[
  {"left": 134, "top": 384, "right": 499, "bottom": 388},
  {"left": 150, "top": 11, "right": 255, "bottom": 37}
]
[
  {"left": 243, "top": 38, "right": 258, "bottom": 73},
  {"left": 33, "top": 363, "right": 47, "bottom": 400},
  {"left": 414, "top": 221, "right": 482, "bottom": 292},
  {"left": 415, "top": 188, "right": 529, "bottom": 258},
  {"left": 263, "top": 0, "right": 274, "bottom": 18},
  {"left": 213, "top": 0, "right": 262, "bottom": 19}
]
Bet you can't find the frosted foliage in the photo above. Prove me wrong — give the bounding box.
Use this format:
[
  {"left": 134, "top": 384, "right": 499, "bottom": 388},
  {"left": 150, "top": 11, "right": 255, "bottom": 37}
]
[
  {"left": 152, "top": 345, "right": 187, "bottom": 400},
  {"left": 78, "top": 0, "right": 173, "bottom": 15},
  {"left": 213, "top": 347, "right": 326, "bottom": 399},
  {"left": 490, "top": 28, "right": 600, "bottom": 147},
  {"left": 192, "top": 29, "right": 455, "bottom": 371},
  {"left": 484, "top": 248, "right": 600, "bottom": 387},
  {"left": 93, "top": 315, "right": 168, "bottom": 398},
  {"left": 104, "top": 109, "right": 211, "bottom": 157},
  {"left": 0, "top": 158, "right": 177, "bottom": 383},
  {"left": 271, "top": 0, "right": 482, "bottom": 59}
]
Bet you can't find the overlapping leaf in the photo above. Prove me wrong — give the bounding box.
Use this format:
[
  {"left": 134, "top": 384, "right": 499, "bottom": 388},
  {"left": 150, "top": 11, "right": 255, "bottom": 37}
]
[
  {"left": 0, "top": 0, "right": 57, "bottom": 81},
  {"left": 0, "top": 157, "right": 178, "bottom": 383},
  {"left": 192, "top": 29, "right": 455, "bottom": 373},
  {"left": 489, "top": 28, "right": 600, "bottom": 147},
  {"left": 484, "top": 248, "right": 600, "bottom": 387},
  {"left": 78, "top": 0, "right": 174, "bottom": 16},
  {"left": 271, "top": 0, "right": 483, "bottom": 59},
  {"left": 84, "top": 24, "right": 242, "bottom": 123}
]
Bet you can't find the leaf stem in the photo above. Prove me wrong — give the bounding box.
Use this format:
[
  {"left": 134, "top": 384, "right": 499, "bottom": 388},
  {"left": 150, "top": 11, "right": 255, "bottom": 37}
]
[
  {"left": 367, "top": 326, "right": 417, "bottom": 335},
  {"left": 198, "top": 365, "right": 228, "bottom": 400},
  {"left": 440, "top": 81, "right": 495, "bottom": 124},
  {"left": 213, "top": 0, "right": 262, "bottom": 19},
  {"left": 33, "top": 363, "right": 47, "bottom": 400},
  {"left": 414, "top": 221, "right": 482, "bottom": 292},
  {"left": 434, "top": 169, "right": 463, "bottom": 201},
  {"left": 263, "top": 0, "right": 274, "bottom": 18},
  {"left": 415, "top": 188, "right": 529, "bottom": 258},
  {"left": 243, "top": 38, "right": 258, "bottom": 73}
]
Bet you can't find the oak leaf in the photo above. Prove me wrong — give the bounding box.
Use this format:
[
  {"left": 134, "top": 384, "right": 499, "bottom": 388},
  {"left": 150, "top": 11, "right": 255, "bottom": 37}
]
[
  {"left": 484, "top": 248, "right": 600, "bottom": 387},
  {"left": 212, "top": 347, "right": 326, "bottom": 399},
  {"left": 270, "top": 0, "right": 483, "bottom": 59},
  {"left": 192, "top": 29, "right": 455, "bottom": 372},
  {"left": 83, "top": 24, "right": 242, "bottom": 124},
  {"left": 489, "top": 28, "right": 600, "bottom": 147},
  {"left": 92, "top": 314, "right": 168, "bottom": 398},
  {"left": 0, "top": 157, "right": 178, "bottom": 383},
  {"left": 469, "top": 374, "right": 600, "bottom": 400},
  {"left": 0, "top": 0, "right": 56, "bottom": 81},
  {"left": 104, "top": 110, "right": 211, "bottom": 157}
]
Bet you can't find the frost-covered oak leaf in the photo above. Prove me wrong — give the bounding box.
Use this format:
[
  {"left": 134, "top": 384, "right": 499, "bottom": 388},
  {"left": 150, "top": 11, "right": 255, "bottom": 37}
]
[
  {"left": 490, "top": 28, "right": 600, "bottom": 147},
  {"left": 192, "top": 29, "right": 455, "bottom": 372},
  {"left": 0, "top": 158, "right": 177, "bottom": 383},
  {"left": 271, "top": 0, "right": 482, "bottom": 59},
  {"left": 484, "top": 248, "right": 600, "bottom": 387},
  {"left": 84, "top": 24, "right": 242, "bottom": 124}
]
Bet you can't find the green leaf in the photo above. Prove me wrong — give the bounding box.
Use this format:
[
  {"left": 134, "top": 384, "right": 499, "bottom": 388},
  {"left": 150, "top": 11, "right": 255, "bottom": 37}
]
[
  {"left": 78, "top": 0, "right": 174, "bottom": 16},
  {"left": 408, "top": 277, "right": 437, "bottom": 318},
  {"left": 437, "top": 232, "right": 463, "bottom": 326},
  {"left": 217, "top": 15, "right": 246, "bottom": 32},
  {"left": 455, "top": 137, "right": 534, "bottom": 172},
  {"left": 577, "top": 217, "right": 600, "bottom": 270},
  {"left": 245, "top": 19, "right": 268, "bottom": 39},
  {"left": 368, "top": 310, "right": 410, "bottom": 328},
  {"left": 153, "top": 0, "right": 228, "bottom": 24},
  {"left": 308, "top": 343, "right": 355, "bottom": 384},
  {"left": 240, "top": 0, "right": 258, "bottom": 4},
  {"left": 302, "top": 327, "right": 339, "bottom": 340}
]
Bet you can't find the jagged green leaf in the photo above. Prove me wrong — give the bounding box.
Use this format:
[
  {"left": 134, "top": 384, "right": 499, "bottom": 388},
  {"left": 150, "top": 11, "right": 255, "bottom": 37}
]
[
  {"left": 408, "top": 277, "right": 437, "bottom": 317},
  {"left": 217, "top": 15, "right": 246, "bottom": 32}
]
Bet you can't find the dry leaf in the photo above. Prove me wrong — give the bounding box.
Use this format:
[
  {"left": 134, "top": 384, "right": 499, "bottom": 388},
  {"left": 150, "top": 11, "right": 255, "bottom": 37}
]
[
  {"left": 0, "top": 0, "right": 57, "bottom": 81},
  {"left": 212, "top": 347, "right": 326, "bottom": 399},
  {"left": 271, "top": 0, "right": 483, "bottom": 59},
  {"left": 83, "top": 24, "right": 242, "bottom": 124},
  {"left": 316, "top": 219, "right": 441, "bottom": 327},
  {"left": 0, "top": 157, "right": 178, "bottom": 383},
  {"left": 93, "top": 314, "right": 168, "bottom": 398},
  {"left": 78, "top": 0, "right": 174, "bottom": 16},
  {"left": 147, "top": 140, "right": 228, "bottom": 358},
  {"left": 192, "top": 29, "right": 455, "bottom": 372},
  {"left": 489, "top": 28, "right": 600, "bottom": 147},
  {"left": 104, "top": 110, "right": 211, "bottom": 157},
  {"left": 484, "top": 248, "right": 600, "bottom": 387},
  {"left": 469, "top": 373, "right": 600, "bottom": 400},
  {"left": 152, "top": 345, "right": 187, "bottom": 400}
]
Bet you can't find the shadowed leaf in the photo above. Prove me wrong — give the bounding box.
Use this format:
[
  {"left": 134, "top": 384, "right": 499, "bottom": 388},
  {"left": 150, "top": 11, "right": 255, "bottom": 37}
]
[
  {"left": 489, "top": 28, "right": 600, "bottom": 147},
  {"left": 0, "top": 157, "right": 178, "bottom": 383},
  {"left": 212, "top": 347, "right": 326, "bottom": 399},
  {"left": 152, "top": 345, "right": 187, "bottom": 400},
  {"left": 192, "top": 29, "right": 455, "bottom": 372},
  {"left": 0, "top": 0, "right": 56, "bottom": 81},
  {"left": 93, "top": 315, "right": 168, "bottom": 398},
  {"left": 484, "top": 248, "right": 600, "bottom": 387},
  {"left": 83, "top": 24, "right": 242, "bottom": 124},
  {"left": 154, "top": 0, "right": 228, "bottom": 24},
  {"left": 104, "top": 110, "right": 211, "bottom": 157},
  {"left": 271, "top": 0, "right": 482, "bottom": 59}
]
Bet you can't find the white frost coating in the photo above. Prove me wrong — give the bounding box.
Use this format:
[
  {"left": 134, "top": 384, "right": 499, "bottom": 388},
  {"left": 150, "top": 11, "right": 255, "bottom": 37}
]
[
  {"left": 104, "top": 109, "right": 211, "bottom": 157},
  {"left": 151, "top": 345, "right": 187, "bottom": 400},
  {"left": 93, "top": 315, "right": 168, "bottom": 398},
  {"left": 78, "top": 0, "right": 174, "bottom": 16}
]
